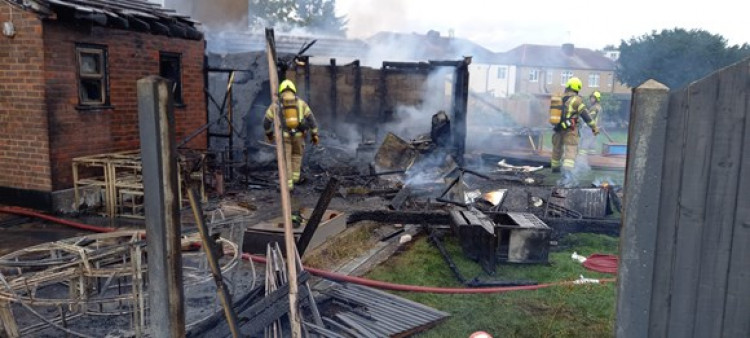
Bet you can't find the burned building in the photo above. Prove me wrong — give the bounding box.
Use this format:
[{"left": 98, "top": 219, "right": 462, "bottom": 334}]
[{"left": 0, "top": 0, "right": 206, "bottom": 210}]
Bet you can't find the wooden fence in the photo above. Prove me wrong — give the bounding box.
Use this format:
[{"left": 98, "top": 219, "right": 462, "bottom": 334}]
[{"left": 617, "top": 59, "right": 750, "bottom": 337}]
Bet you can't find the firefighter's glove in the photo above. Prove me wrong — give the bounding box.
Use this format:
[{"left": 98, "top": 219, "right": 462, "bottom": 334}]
[
  {"left": 311, "top": 133, "right": 320, "bottom": 145},
  {"left": 591, "top": 125, "right": 600, "bottom": 136},
  {"left": 265, "top": 133, "right": 274, "bottom": 143}
]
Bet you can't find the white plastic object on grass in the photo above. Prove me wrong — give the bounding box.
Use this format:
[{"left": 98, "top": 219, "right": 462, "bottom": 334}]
[
  {"left": 574, "top": 275, "right": 601, "bottom": 284},
  {"left": 399, "top": 234, "right": 412, "bottom": 244},
  {"left": 571, "top": 251, "right": 587, "bottom": 263}
]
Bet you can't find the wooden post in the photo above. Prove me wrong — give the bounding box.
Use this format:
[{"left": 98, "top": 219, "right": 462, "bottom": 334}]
[
  {"left": 264, "top": 27, "right": 302, "bottom": 338},
  {"left": 137, "top": 75, "right": 186, "bottom": 337},
  {"left": 615, "top": 79, "right": 669, "bottom": 338}
]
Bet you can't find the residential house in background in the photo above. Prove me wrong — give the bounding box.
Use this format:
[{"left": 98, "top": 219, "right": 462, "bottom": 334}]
[
  {"left": 0, "top": 0, "right": 206, "bottom": 209},
  {"left": 503, "top": 43, "right": 630, "bottom": 97},
  {"left": 366, "top": 30, "right": 517, "bottom": 97}
]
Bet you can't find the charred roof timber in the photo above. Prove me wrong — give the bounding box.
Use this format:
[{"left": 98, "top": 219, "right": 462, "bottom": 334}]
[{"left": 3, "top": 0, "right": 203, "bottom": 40}]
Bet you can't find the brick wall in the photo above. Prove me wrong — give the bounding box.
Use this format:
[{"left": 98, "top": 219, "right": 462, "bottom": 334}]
[
  {"left": 43, "top": 20, "right": 206, "bottom": 190},
  {"left": 0, "top": 3, "right": 52, "bottom": 193},
  {"left": 515, "top": 66, "right": 631, "bottom": 96}
]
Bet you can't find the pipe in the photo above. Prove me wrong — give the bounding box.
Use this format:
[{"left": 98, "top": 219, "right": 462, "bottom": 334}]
[
  {"left": 0, "top": 206, "right": 116, "bottom": 233},
  {"left": 242, "top": 254, "right": 614, "bottom": 294},
  {"left": 0, "top": 207, "right": 617, "bottom": 294}
]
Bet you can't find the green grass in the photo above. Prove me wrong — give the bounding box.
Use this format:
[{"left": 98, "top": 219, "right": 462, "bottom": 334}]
[{"left": 367, "top": 233, "right": 619, "bottom": 338}]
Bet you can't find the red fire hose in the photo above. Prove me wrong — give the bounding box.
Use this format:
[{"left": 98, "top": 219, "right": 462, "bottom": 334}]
[
  {"left": 583, "top": 254, "right": 619, "bottom": 274},
  {"left": 0, "top": 207, "right": 616, "bottom": 294},
  {"left": 0, "top": 206, "right": 116, "bottom": 233}
]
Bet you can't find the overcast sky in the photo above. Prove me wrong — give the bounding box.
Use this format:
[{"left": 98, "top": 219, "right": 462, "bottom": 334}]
[{"left": 336, "top": 0, "right": 750, "bottom": 52}]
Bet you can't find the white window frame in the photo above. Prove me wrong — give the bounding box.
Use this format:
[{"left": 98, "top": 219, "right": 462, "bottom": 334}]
[
  {"left": 497, "top": 66, "right": 507, "bottom": 79},
  {"left": 529, "top": 69, "right": 539, "bottom": 82},
  {"left": 560, "top": 70, "right": 573, "bottom": 86},
  {"left": 589, "top": 73, "right": 600, "bottom": 88},
  {"left": 546, "top": 70, "right": 553, "bottom": 84}
]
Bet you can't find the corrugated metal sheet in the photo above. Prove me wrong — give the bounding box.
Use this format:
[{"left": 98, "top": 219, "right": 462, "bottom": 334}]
[{"left": 320, "top": 283, "right": 450, "bottom": 337}]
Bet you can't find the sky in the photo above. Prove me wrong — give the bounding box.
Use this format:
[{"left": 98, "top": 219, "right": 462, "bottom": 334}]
[{"left": 336, "top": 0, "right": 750, "bottom": 52}]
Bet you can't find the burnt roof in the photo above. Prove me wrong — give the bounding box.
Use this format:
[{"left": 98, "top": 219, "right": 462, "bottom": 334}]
[
  {"left": 207, "top": 31, "right": 369, "bottom": 58},
  {"left": 504, "top": 44, "right": 615, "bottom": 70},
  {"left": 367, "top": 31, "right": 499, "bottom": 63},
  {"left": 3, "top": 0, "right": 203, "bottom": 40}
]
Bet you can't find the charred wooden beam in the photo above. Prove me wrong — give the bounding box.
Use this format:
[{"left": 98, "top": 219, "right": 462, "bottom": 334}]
[
  {"left": 353, "top": 60, "right": 362, "bottom": 117},
  {"left": 303, "top": 56, "right": 311, "bottom": 103},
  {"left": 298, "top": 177, "right": 340, "bottom": 256},
  {"left": 451, "top": 57, "right": 471, "bottom": 165},
  {"left": 330, "top": 58, "right": 338, "bottom": 122}
]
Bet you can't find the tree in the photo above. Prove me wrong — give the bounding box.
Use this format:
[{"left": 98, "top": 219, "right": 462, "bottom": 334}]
[
  {"left": 248, "top": 0, "right": 347, "bottom": 36},
  {"left": 617, "top": 28, "right": 750, "bottom": 89}
]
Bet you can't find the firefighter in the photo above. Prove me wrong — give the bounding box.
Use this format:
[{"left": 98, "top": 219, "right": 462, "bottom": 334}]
[
  {"left": 550, "top": 77, "right": 599, "bottom": 178},
  {"left": 263, "top": 79, "right": 319, "bottom": 191},
  {"left": 578, "top": 91, "right": 602, "bottom": 155}
]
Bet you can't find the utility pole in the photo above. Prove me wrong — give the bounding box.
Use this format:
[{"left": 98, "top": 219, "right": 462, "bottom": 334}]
[
  {"left": 264, "top": 28, "right": 302, "bottom": 337},
  {"left": 137, "top": 76, "right": 186, "bottom": 337}
]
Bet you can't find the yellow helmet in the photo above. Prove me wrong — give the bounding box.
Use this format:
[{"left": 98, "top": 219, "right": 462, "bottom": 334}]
[
  {"left": 279, "top": 79, "right": 297, "bottom": 94},
  {"left": 590, "top": 91, "right": 601, "bottom": 102},
  {"left": 566, "top": 77, "right": 582, "bottom": 92}
]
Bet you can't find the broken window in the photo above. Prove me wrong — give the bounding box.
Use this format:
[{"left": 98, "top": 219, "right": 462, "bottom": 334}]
[
  {"left": 159, "top": 52, "right": 183, "bottom": 105},
  {"left": 76, "top": 45, "right": 108, "bottom": 106},
  {"left": 560, "top": 70, "right": 573, "bottom": 86},
  {"left": 589, "top": 73, "right": 600, "bottom": 88},
  {"left": 528, "top": 69, "right": 539, "bottom": 82},
  {"left": 497, "top": 66, "right": 506, "bottom": 79}
]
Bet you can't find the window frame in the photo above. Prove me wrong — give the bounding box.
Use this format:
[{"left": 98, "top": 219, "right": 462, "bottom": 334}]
[
  {"left": 546, "top": 70, "right": 553, "bottom": 85},
  {"left": 560, "top": 70, "right": 573, "bottom": 86},
  {"left": 75, "top": 44, "right": 110, "bottom": 108},
  {"left": 497, "top": 66, "right": 507, "bottom": 80},
  {"left": 589, "top": 73, "right": 600, "bottom": 88},
  {"left": 528, "top": 69, "right": 539, "bottom": 82},
  {"left": 159, "top": 52, "right": 184, "bottom": 107}
]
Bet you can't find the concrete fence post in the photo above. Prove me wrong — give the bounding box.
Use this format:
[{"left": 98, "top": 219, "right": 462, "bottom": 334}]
[
  {"left": 137, "top": 76, "right": 186, "bottom": 337},
  {"left": 615, "top": 79, "right": 670, "bottom": 338}
]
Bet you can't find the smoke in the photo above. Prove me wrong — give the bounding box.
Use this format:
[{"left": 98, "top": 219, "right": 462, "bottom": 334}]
[{"left": 379, "top": 68, "right": 452, "bottom": 140}]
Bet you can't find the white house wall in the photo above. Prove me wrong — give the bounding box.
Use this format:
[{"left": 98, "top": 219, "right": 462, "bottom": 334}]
[{"left": 469, "top": 64, "right": 516, "bottom": 98}]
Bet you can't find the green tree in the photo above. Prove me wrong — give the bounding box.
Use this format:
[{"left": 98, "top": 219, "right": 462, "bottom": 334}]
[
  {"left": 617, "top": 28, "right": 750, "bottom": 89},
  {"left": 248, "top": 0, "right": 347, "bottom": 36}
]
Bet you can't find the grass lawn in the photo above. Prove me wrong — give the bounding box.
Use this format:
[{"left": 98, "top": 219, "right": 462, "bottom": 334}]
[{"left": 367, "top": 233, "right": 619, "bottom": 338}]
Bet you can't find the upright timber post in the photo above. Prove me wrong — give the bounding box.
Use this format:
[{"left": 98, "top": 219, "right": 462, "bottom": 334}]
[
  {"left": 452, "top": 57, "right": 471, "bottom": 165},
  {"left": 137, "top": 76, "right": 186, "bottom": 337},
  {"left": 615, "top": 79, "right": 669, "bottom": 338},
  {"left": 265, "top": 28, "right": 302, "bottom": 338}
]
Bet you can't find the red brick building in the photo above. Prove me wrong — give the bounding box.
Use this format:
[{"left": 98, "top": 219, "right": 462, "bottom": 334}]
[{"left": 0, "top": 0, "right": 206, "bottom": 209}]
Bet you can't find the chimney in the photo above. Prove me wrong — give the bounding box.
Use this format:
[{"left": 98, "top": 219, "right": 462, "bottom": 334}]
[
  {"left": 427, "top": 30, "right": 441, "bottom": 42},
  {"left": 562, "top": 43, "right": 574, "bottom": 56}
]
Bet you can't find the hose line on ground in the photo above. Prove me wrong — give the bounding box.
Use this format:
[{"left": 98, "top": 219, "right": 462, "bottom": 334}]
[{"left": 0, "top": 207, "right": 616, "bottom": 294}]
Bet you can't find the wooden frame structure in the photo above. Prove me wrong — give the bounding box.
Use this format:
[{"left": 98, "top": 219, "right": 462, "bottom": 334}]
[{"left": 72, "top": 150, "right": 207, "bottom": 220}]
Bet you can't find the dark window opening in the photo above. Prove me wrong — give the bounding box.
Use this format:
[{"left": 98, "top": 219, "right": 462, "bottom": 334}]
[
  {"left": 159, "top": 52, "right": 183, "bottom": 106},
  {"left": 76, "top": 45, "right": 109, "bottom": 106}
]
